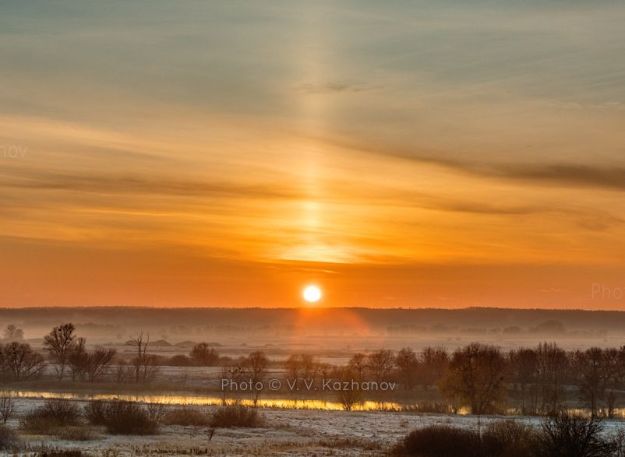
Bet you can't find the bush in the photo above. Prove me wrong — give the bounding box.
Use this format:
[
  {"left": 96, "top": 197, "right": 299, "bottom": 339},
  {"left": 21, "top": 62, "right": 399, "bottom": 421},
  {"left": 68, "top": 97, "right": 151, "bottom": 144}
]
[
  {"left": 85, "top": 401, "right": 158, "bottom": 435},
  {"left": 146, "top": 403, "right": 166, "bottom": 424},
  {"left": 482, "top": 421, "right": 538, "bottom": 457},
  {"left": 83, "top": 400, "right": 107, "bottom": 426},
  {"left": 20, "top": 400, "right": 81, "bottom": 433},
  {"left": 396, "top": 415, "right": 617, "bottom": 457},
  {"left": 210, "top": 405, "right": 263, "bottom": 428},
  {"left": 163, "top": 407, "right": 211, "bottom": 426},
  {"left": 166, "top": 355, "right": 192, "bottom": 366},
  {"left": 612, "top": 430, "right": 625, "bottom": 457},
  {"left": 536, "top": 413, "right": 615, "bottom": 457},
  {"left": 0, "top": 424, "right": 19, "bottom": 450},
  {"left": 397, "top": 426, "right": 481, "bottom": 457},
  {"left": 396, "top": 422, "right": 536, "bottom": 457}
]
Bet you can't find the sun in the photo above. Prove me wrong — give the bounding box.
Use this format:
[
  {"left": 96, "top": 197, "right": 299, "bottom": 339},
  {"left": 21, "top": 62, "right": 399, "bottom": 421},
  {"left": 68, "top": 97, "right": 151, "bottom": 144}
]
[{"left": 302, "top": 284, "right": 323, "bottom": 304}]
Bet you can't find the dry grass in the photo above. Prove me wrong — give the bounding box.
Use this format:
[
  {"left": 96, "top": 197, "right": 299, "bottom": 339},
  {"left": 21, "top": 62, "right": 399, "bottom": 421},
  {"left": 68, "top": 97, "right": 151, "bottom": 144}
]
[
  {"left": 55, "top": 425, "right": 99, "bottom": 441},
  {"left": 32, "top": 451, "right": 83, "bottom": 457},
  {"left": 210, "top": 405, "right": 263, "bottom": 428},
  {"left": 317, "top": 436, "right": 382, "bottom": 450},
  {"left": 85, "top": 401, "right": 159, "bottom": 435},
  {"left": 162, "top": 407, "right": 211, "bottom": 426},
  {"left": 0, "top": 424, "right": 19, "bottom": 451},
  {"left": 84, "top": 400, "right": 107, "bottom": 426}
]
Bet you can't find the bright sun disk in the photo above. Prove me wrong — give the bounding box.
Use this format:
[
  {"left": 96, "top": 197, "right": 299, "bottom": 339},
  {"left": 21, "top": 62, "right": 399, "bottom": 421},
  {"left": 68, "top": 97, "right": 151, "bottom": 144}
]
[{"left": 302, "top": 285, "right": 322, "bottom": 304}]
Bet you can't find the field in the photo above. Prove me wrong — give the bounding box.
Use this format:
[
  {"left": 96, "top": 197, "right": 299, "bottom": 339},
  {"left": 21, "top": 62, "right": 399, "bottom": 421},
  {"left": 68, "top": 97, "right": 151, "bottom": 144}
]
[
  {"left": 0, "top": 397, "right": 564, "bottom": 457},
  {"left": 3, "top": 308, "right": 625, "bottom": 455}
]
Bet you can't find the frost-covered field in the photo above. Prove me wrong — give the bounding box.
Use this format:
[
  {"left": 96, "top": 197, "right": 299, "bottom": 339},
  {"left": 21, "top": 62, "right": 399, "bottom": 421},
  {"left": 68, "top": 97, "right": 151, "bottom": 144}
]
[{"left": 5, "top": 397, "right": 624, "bottom": 457}]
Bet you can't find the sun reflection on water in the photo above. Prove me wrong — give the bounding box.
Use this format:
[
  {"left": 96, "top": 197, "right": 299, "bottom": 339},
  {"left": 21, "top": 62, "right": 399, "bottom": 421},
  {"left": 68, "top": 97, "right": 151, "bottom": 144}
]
[{"left": 8, "top": 390, "right": 402, "bottom": 412}]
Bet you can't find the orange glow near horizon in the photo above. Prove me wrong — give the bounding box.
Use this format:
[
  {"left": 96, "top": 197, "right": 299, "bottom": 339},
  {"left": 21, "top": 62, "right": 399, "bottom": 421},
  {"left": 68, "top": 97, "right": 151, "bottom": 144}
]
[{"left": 2, "top": 3, "right": 625, "bottom": 310}]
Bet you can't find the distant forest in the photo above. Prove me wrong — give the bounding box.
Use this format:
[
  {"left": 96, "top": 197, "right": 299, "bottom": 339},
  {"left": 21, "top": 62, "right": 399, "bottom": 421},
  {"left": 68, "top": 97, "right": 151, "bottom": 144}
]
[{"left": 1, "top": 307, "right": 625, "bottom": 340}]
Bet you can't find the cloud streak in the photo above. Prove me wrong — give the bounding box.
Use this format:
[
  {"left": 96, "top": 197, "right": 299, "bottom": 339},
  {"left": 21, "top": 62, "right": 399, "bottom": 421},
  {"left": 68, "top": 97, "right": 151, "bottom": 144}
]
[
  {"left": 0, "top": 169, "right": 303, "bottom": 200},
  {"left": 348, "top": 141, "right": 625, "bottom": 192}
]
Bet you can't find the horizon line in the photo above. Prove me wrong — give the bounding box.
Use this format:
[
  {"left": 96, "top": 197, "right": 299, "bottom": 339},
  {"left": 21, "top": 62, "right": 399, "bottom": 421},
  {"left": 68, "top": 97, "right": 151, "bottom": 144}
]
[{"left": 1, "top": 305, "right": 624, "bottom": 313}]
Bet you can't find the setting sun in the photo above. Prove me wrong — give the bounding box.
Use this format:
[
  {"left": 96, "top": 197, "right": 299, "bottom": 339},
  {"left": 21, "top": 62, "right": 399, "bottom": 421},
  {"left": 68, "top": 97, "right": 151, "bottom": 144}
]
[{"left": 302, "top": 285, "right": 323, "bottom": 304}]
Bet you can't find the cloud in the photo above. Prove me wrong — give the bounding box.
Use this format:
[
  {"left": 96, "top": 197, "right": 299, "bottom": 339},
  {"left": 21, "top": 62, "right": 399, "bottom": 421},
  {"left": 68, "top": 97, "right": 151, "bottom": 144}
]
[
  {"left": 575, "top": 212, "right": 625, "bottom": 231},
  {"left": 492, "top": 163, "right": 625, "bottom": 191},
  {"left": 295, "top": 81, "right": 378, "bottom": 94},
  {"left": 0, "top": 169, "right": 303, "bottom": 200},
  {"left": 420, "top": 198, "right": 543, "bottom": 216},
  {"left": 341, "top": 138, "right": 625, "bottom": 192}
]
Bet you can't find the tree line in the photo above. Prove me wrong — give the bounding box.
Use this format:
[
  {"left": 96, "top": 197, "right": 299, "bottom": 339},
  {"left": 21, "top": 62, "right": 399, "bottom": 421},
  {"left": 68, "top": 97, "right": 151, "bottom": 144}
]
[
  {"left": 3, "top": 322, "right": 625, "bottom": 417},
  {"left": 0, "top": 323, "right": 220, "bottom": 384},
  {"left": 219, "top": 344, "right": 625, "bottom": 416},
  {"left": 332, "top": 343, "right": 625, "bottom": 416}
]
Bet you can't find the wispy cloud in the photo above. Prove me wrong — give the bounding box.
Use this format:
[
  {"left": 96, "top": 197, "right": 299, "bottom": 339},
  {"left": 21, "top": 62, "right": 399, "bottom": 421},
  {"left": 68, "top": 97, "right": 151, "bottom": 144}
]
[
  {"left": 295, "top": 81, "right": 379, "bottom": 94},
  {"left": 0, "top": 169, "right": 303, "bottom": 200}
]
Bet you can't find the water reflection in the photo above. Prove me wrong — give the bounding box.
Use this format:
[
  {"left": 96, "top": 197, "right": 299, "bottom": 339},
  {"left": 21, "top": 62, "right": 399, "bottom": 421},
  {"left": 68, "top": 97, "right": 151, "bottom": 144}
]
[
  {"left": 8, "top": 390, "right": 402, "bottom": 412},
  {"left": 7, "top": 390, "right": 622, "bottom": 417}
]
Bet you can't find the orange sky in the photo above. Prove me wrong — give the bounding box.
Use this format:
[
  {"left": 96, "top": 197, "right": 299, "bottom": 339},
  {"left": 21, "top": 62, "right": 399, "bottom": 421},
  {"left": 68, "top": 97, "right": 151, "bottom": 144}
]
[{"left": 1, "top": 2, "right": 625, "bottom": 309}]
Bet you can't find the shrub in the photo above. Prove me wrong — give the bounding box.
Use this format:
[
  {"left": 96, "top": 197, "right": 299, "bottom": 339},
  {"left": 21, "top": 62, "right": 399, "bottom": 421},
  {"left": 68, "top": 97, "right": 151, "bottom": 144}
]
[
  {"left": 146, "top": 403, "right": 166, "bottom": 424},
  {"left": 166, "top": 354, "right": 192, "bottom": 366},
  {"left": 396, "top": 422, "right": 537, "bottom": 457},
  {"left": 0, "top": 392, "right": 15, "bottom": 424},
  {"left": 0, "top": 424, "right": 19, "bottom": 450},
  {"left": 86, "top": 401, "right": 158, "bottom": 435},
  {"left": 20, "top": 400, "right": 81, "bottom": 433},
  {"left": 396, "top": 416, "right": 617, "bottom": 457},
  {"left": 163, "top": 407, "right": 211, "bottom": 426},
  {"left": 210, "top": 405, "right": 263, "bottom": 428},
  {"left": 612, "top": 430, "right": 625, "bottom": 457},
  {"left": 83, "top": 400, "right": 107, "bottom": 426},
  {"left": 397, "top": 426, "right": 481, "bottom": 457},
  {"left": 535, "top": 413, "right": 615, "bottom": 457},
  {"left": 482, "top": 421, "right": 538, "bottom": 457}
]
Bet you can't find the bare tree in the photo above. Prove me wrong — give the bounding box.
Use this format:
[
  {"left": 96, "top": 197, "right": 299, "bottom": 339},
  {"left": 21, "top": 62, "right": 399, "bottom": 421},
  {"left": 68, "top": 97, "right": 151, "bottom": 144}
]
[
  {"left": 1, "top": 342, "right": 45, "bottom": 380},
  {"left": 220, "top": 360, "right": 247, "bottom": 405},
  {"left": 335, "top": 366, "right": 362, "bottom": 411},
  {"left": 419, "top": 347, "right": 449, "bottom": 390},
  {"left": 285, "top": 354, "right": 302, "bottom": 380},
  {"left": 245, "top": 351, "right": 269, "bottom": 406},
  {"left": 114, "top": 360, "right": 134, "bottom": 384},
  {"left": 129, "top": 333, "right": 159, "bottom": 384},
  {"left": 300, "top": 354, "right": 318, "bottom": 379},
  {"left": 440, "top": 343, "right": 507, "bottom": 415},
  {"left": 536, "top": 342, "right": 568, "bottom": 414},
  {"left": 509, "top": 348, "right": 538, "bottom": 414},
  {"left": 348, "top": 353, "right": 367, "bottom": 381},
  {"left": 367, "top": 349, "right": 395, "bottom": 383},
  {"left": 3, "top": 325, "right": 23, "bottom": 342},
  {"left": 573, "top": 347, "right": 619, "bottom": 417},
  {"left": 43, "top": 323, "right": 77, "bottom": 380},
  {"left": 285, "top": 354, "right": 319, "bottom": 389},
  {"left": 603, "top": 348, "right": 622, "bottom": 418},
  {"left": 0, "top": 391, "right": 14, "bottom": 423},
  {"left": 86, "top": 347, "right": 117, "bottom": 383},
  {"left": 190, "top": 343, "right": 219, "bottom": 366},
  {"left": 68, "top": 337, "right": 88, "bottom": 381},
  {"left": 395, "top": 347, "right": 419, "bottom": 390}
]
